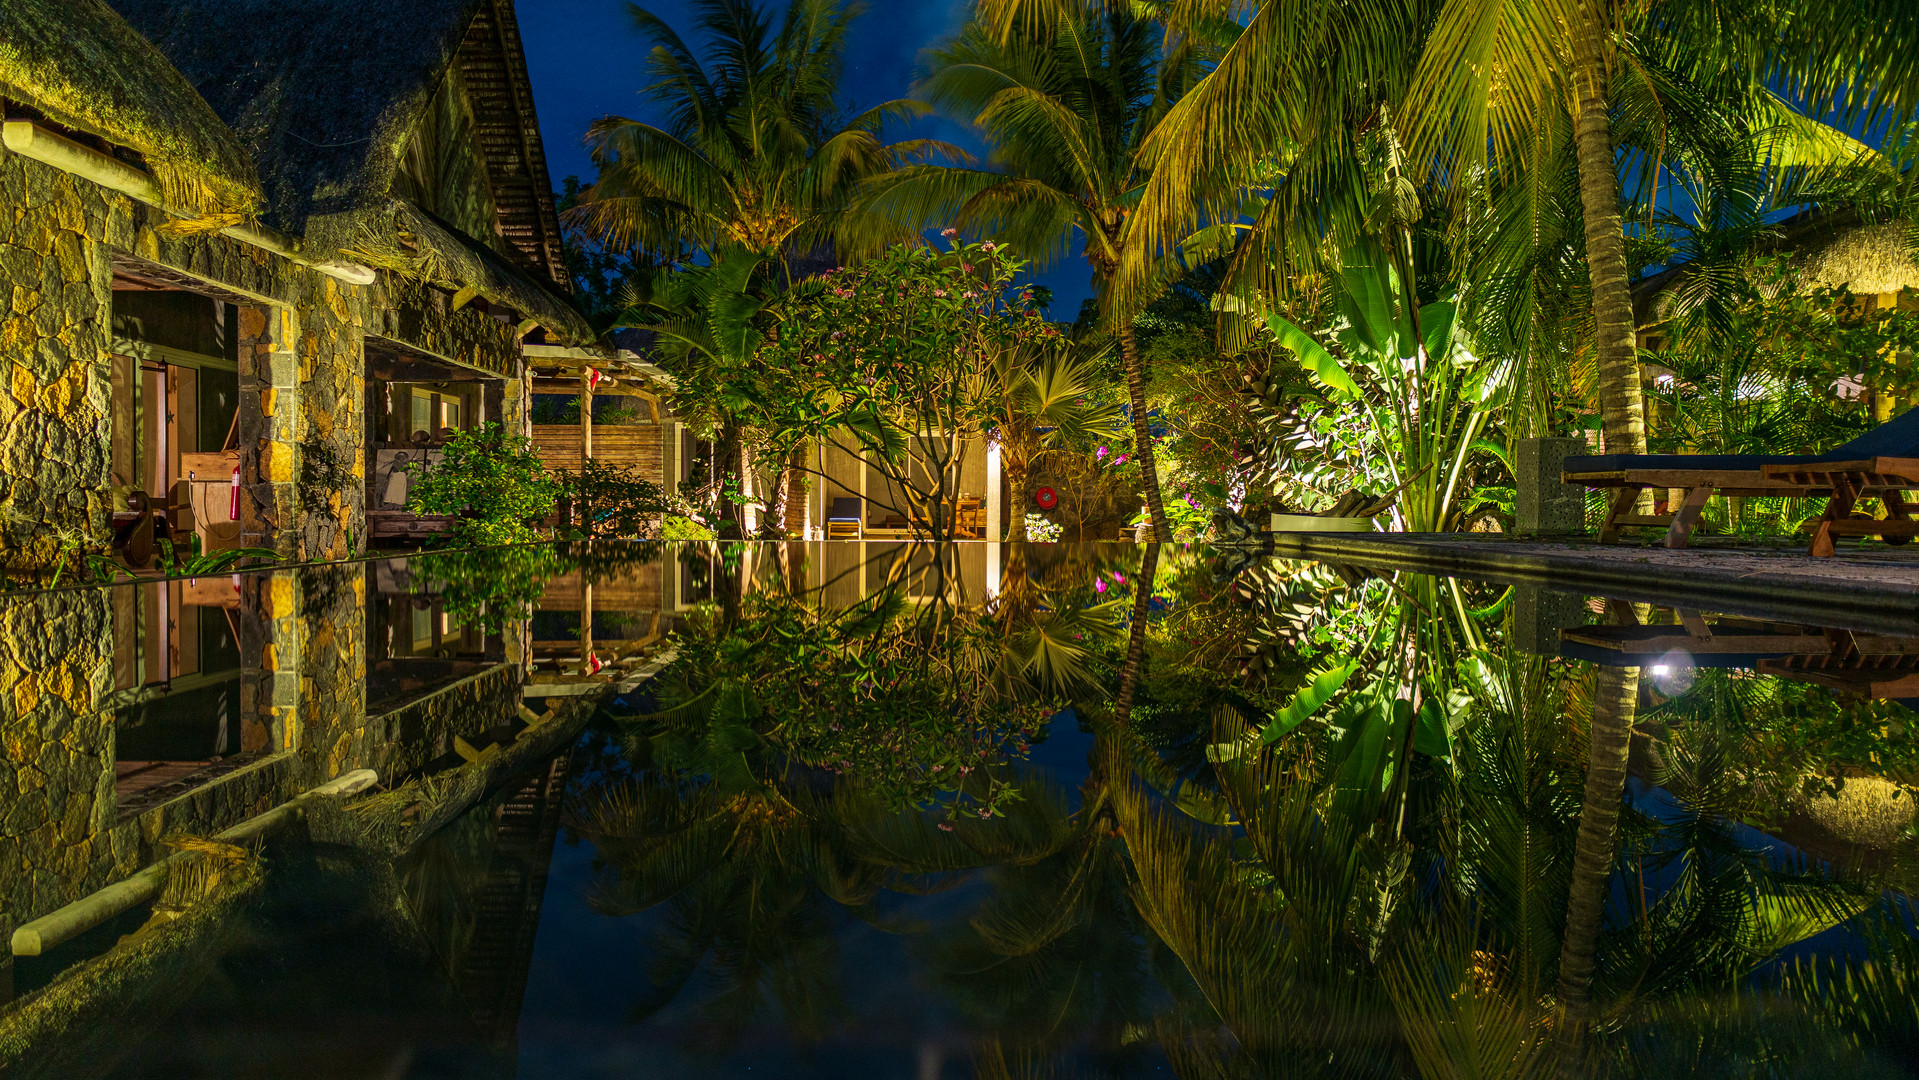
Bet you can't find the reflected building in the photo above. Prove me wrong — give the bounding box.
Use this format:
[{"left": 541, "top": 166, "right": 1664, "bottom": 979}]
[{"left": 0, "top": 558, "right": 535, "bottom": 978}]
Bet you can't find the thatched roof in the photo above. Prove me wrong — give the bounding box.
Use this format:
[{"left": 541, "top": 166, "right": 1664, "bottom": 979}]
[
  {"left": 0, "top": 0, "right": 260, "bottom": 222},
  {"left": 109, "top": 0, "right": 585, "bottom": 338},
  {"left": 1795, "top": 218, "right": 1919, "bottom": 295},
  {"left": 108, "top": 0, "right": 479, "bottom": 246},
  {"left": 110, "top": 0, "right": 569, "bottom": 286},
  {"left": 1635, "top": 208, "right": 1919, "bottom": 328},
  {"left": 348, "top": 200, "right": 592, "bottom": 343}
]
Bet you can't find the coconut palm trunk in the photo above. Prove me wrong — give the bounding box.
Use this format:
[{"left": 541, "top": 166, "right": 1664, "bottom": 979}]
[
  {"left": 715, "top": 419, "right": 745, "bottom": 540},
  {"left": 1554, "top": 660, "right": 1639, "bottom": 1058},
  {"left": 760, "top": 446, "right": 803, "bottom": 540},
  {"left": 1570, "top": 2, "right": 1648, "bottom": 464},
  {"left": 1113, "top": 542, "right": 1160, "bottom": 729},
  {"left": 1118, "top": 321, "right": 1172, "bottom": 542},
  {"left": 1005, "top": 457, "right": 1030, "bottom": 541}
]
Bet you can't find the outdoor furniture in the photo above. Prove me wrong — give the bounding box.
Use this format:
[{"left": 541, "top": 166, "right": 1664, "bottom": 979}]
[
  {"left": 1563, "top": 615, "right": 1919, "bottom": 701},
  {"left": 956, "top": 495, "right": 985, "bottom": 539},
  {"left": 1563, "top": 408, "right": 1919, "bottom": 555},
  {"left": 826, "top": 497, "right": 863, "bottom": 540}
]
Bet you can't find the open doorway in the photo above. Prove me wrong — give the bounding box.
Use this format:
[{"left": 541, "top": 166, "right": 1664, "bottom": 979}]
[
  {"left": 109, "top": 577, "right": 257, "bottom": 818},
  {"left": 109, "top": 268, "right": 250, "bottom": 559},
  {"left": 365, "top": 340, "right": 504, "bottom": 543}
]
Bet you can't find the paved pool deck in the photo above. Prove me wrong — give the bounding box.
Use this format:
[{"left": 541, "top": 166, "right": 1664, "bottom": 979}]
[{"left": 1264, "top": 532, "right": 1919, "bottom": 634}]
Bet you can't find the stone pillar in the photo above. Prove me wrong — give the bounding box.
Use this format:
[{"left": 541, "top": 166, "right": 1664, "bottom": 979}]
[
  {"left": 290, "top": 562, "right": 368, "bottom": 781},
  {"left": 1512, "top": 585, "right": 1590, "bottom": 655},
  {"left": 238, "top": 305, "right": 301, "bottom": 555},
  {"left": 1515, "top": 437, "right": 1587, "bottom": 536},
  {"left": 238, "top": 570, "right": 302, "bottom": 762}
]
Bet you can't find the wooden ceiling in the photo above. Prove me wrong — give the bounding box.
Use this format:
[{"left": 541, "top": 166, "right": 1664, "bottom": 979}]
[{"left": 458, "top": 0, "right": 569, "bottom": 293}]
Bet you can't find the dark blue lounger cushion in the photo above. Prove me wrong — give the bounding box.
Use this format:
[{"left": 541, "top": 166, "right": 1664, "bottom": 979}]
[{"left": 1565, "top": 406, "right": 1919, "bottom": 474}]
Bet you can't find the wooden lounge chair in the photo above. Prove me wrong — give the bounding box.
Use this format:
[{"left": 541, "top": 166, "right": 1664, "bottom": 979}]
[
  {"left": 825, "top": 497, "right": 862, "bottom": 540},
  {"left": 1564, "top": 616, "right": 1919, "bottom": 700},
  {"left": 1563, "top": 407, "right": 1919, "bottom": 555}
]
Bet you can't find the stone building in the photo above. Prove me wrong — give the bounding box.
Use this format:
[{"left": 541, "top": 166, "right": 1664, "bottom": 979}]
[{"left": 0, "top": 0, "right": 592, "bottom": 578}]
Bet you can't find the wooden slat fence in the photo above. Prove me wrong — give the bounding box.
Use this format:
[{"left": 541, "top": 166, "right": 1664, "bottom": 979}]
[{"left": 531, "top": 424, "right": 665, "bottom": 482}]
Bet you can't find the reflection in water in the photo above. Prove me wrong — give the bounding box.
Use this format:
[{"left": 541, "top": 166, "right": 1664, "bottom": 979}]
[{"left": 0, "top": 542, "right": 1915, "bottom": 1077}]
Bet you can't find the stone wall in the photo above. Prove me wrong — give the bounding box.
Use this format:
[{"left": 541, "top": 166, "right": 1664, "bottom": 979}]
[
  {"left": 0, "top": 151, "right": 532, "bottom": 576},
  {"left": 0, "top": 153, "right": 117, "bottom": 577},
  {"left": 0, "top": 566, "right": 523, "bottom": 937}
]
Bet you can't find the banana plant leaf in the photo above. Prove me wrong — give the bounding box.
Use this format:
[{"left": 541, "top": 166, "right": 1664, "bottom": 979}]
[
  {"left": 1258, "top": 660, "right": 1361, "bottom": 746},
  {"left": 1412, "top": 697, "right": 1452, "bottom": 761},
  {"left": 1265, "top": 314, "right": 1362, "bottom": 398}
]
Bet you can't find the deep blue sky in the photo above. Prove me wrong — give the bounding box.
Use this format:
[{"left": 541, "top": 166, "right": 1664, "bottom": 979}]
[{"left": 518, "top": 0, "right": 1097, "bottom": 314}]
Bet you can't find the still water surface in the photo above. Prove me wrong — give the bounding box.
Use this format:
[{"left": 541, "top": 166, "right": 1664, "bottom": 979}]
[{"left": 1, "top": 541, "right": 1914, "bottom": 1078}]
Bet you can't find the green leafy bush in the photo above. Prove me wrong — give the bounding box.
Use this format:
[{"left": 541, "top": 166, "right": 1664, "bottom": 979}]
[
  {"left": 566, "top": 458, "right": 669, "bottom": 540},
  {"left": 405, "top": 423, "right": 564, "bottom": 546}
]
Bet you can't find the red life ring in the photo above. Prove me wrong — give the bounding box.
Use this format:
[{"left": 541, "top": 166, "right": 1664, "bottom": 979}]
[{"left": 1034, "top": 487, "right": 1058, "bottom": 509}]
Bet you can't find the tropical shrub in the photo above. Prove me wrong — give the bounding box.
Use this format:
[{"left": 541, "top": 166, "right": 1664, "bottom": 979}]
[
  {"left": 405, "top": 423, "right": 565, "bottom": 546},
  {"left": 1024, "top": 513, "right": 1063, "bottom": 542},
  {"left": 565, "top": 458, "right": 669, "bottom": 540},
  {"left": 742, "top": 239, "right": 1053, "bottom": 536}
]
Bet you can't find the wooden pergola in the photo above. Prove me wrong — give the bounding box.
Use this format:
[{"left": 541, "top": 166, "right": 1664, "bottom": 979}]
[{"left": 522, "top": 344, "right": 671, "bottom": 457}]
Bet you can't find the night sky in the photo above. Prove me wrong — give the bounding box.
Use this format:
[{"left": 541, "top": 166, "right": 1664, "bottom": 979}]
[{"left": 517, "top": 0, "right": 1096, "bottom": 313}]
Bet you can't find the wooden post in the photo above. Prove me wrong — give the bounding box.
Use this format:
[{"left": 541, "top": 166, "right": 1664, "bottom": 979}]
[
  {"left": 580, "top": 373, "right": 594, "bottom": 462},
  {"left": 581, "top": 580, "right": 594, "bottom": 664}
]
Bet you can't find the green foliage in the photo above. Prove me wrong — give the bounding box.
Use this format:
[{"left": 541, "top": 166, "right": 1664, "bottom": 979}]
[
  {"left": 639, "top": 585, "right": 1061, "bottom": 820},
  {"left": 404, "top": 423, "right": 564, "bottom": 546},
  {"left": 1023, "top": 513, "right": 1062, "bottom": 542},
  {"left": 565, "top": 458, "right": 669, "bottom": 540},
  {"left": 152, "top": 539, "right": 280, "bottom": 577},
  {"left": 528, "top": 395, "right": 581, "bottom": 425},
  {"left": 564, "top": 0, "right": 945, "bottom": 264},
  {"left": 1258, "top": 660, "right": 1360, "bottom": 745},
  {"left": 661, "top": 515, "right": 717, "bottom": 541},
  {"left": 1256, "top": 238, "right": 1506, "bottom": 531}
]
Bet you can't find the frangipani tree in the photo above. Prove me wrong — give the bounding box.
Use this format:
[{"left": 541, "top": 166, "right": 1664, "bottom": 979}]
[
  {"left": 750, "top": 239, "right": 1053, "bottom": 540},
  {"left": 857, "top": 4, "right": 1210, "bottom": 540}
]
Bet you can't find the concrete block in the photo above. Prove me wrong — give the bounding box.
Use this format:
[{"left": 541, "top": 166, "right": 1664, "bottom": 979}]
[
  {"left": 1516, "top": 437, "right": 1587, "bottom": 535},
  {"left": 1512, "top": 585, "right": 1590, "bottom": 655}
]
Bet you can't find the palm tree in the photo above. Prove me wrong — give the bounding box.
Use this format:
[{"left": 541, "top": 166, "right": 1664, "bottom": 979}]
[
  {"left": 1404, "top": 0, "right": 1916, "bottom": 465},
  {"left": 573, "top": 0, "right": 961, "bottom": 535},
  {"left": 570, "top": 0, "right": 955, "bottom": 273},
  {"left": 986, "top": 336, "right": 1124, "bottom": 540},
  {"left": 859, "top": 7, "right": 1208, "bottom": 540}
]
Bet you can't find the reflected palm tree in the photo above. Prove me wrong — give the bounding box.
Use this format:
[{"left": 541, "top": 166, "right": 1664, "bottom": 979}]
[{"left": 568, "top": 770, "right": 1080, "bottom": 1044}]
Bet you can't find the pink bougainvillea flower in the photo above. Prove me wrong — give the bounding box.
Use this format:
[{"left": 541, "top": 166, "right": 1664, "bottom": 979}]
[
  {"left": 1111, "top": 571, "right": 1125, "bottom": 583},
  {"left": 1096, "top": 445, "right": 1108, "bottom": 459},
  {"left": 1115, "top": 454, "right": 1128, "bottom": 464},
  {"left": 1095, "top": 579, "right": 1107, "bottom": 593},
  {"left": 941, "top": 227, "right": 959, "bottom": 238}
]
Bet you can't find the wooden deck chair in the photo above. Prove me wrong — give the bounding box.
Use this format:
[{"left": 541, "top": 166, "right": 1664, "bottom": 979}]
[
  {"left": 1563, "top": 407, "right": 1919, "bottom": 555},
  {"left": 825, "top": 497, "right": 863, "bottom": 540}
]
